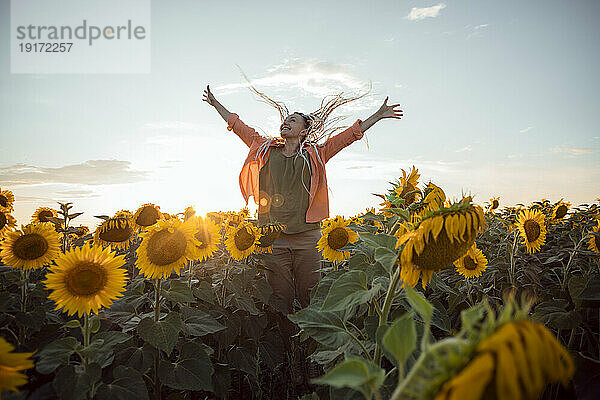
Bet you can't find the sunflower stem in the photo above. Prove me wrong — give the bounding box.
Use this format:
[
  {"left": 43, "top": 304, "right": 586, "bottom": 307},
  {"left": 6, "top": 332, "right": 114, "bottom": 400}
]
[
  {"left": 374, "top": 266, "right": 402, "bottom": 366},
  {"left": 154, "top": 279, "right": 161, "bottom": 322},
  {"left": 18, "top": 269, "right": 29, "bottom": 345},
  {"left": 153, "top": 279, "right": 162, "bottom": 400}
]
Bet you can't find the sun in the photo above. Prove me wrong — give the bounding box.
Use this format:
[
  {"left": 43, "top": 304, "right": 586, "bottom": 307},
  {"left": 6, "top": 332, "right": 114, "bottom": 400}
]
[
  {"left": 0, "top": 222, "right": 61, "bottom": 270},
  {"left": 44, "top": 244, "right": 128, "bottom": 317},
  {"left": 317, "top": 216, "right": 359, "bottom": 262}
]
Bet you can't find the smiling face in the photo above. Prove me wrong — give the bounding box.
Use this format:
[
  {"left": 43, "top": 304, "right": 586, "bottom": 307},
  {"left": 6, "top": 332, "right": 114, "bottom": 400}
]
[{"left": 280, "top": 113, "right": 308, "bottom": 140}]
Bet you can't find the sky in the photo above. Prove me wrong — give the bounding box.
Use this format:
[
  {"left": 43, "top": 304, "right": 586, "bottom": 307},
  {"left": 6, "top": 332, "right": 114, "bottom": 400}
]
[{"left": 0, "top": 0, "right": 598, "bottom": 230}]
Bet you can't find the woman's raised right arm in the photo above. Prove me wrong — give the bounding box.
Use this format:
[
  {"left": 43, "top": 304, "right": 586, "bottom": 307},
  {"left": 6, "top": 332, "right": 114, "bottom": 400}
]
[
  {"left": 203, "top": 84, "right": 264, "bottom": 148},
  {"left": 203, "top": 84, "right": 230, "bottom": 122}
]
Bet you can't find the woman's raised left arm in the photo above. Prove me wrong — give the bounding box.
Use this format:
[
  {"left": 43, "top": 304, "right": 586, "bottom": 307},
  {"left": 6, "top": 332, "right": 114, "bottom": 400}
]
[{"left": 359, "top": 96, "right": 403, "bottom": 133}]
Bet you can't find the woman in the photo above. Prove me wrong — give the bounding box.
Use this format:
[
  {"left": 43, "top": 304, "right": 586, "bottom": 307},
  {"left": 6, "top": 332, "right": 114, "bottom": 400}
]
[{"left": 203, "top": 81, "right": 402, "bottom": 370}]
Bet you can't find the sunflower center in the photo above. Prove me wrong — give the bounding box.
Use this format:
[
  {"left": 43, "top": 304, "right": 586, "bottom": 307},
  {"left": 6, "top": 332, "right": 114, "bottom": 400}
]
[
  {"left": 66, "top": 261, "right": 107, "bottom": 296},
  {"left": 146, "top": 229, "right": 187, "bottom": 266},
  {"left": 99, "top": 222, "right": 132, "bottom": 243},
  {"left": 524, "top": 219, "right": 541, "bottom": 242},
  {"left": 12, "top": 233, "right": 48, "bottom": 260},
  {"left": 0, "top": 195, "right": 7, "bottom": 207},
  {"left": 38, "top": 210, "right": 54, "bottom": 222},
  {"left": 595, "top": 234, "right": 600, "bottom": 251},
  {"left": 492, "top": 200, "right": 499, "bottom": 209},
  {"left": 0, "top": 212, "right": 6, "bottom": 229},
  {"left": 234, "top": 227, "right": 255, "bottom": 251},
  {"left": 136, "top": 206, "right": 161, "bottom": 227},
  {"left": 327, "top": 227, "right": 349, "bottom": 250},
  {"left": 258, "top": 229, "right": 280, "bottom": 248},
  {"left": 463, "top": 256, "right": 478, "bottom": 270},
  {"left": 555, "top": 205, "right": 568, "bottom": 219},
  {"left": 194, "top": 229, "right": 209, "bottom": 249},
  {"left": 412, "top": 215, "right": 477, "bottom": 270}
]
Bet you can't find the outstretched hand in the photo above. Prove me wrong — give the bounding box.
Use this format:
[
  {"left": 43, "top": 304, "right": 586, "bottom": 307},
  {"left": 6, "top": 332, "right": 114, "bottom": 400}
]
[
  {"left": 376, "top": 96, "right": 403, "bottom": 119},
  {"left": 203, "top": 85, "right": 217, "bottom": 107}
]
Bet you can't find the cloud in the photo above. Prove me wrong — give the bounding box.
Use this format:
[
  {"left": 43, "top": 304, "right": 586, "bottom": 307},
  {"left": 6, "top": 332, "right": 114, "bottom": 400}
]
[
  {"left": 549, "top": 146, "right": 597, "bottom": 156},
  {"left": 214, "top": 59, "right": 377, "bottom": 108},
  {"left": 519, "top": 126, "right": 534, "bottom": 133},
  {"left": 466, "top": 23, "right": 489, "bottom": 39},
  {"left": 55, "top": 189, "right": 99, "bottom": 199},
  {"left": 455, "top": 145, "right": 473, "bottom": 152},
  {"left": 406, "top": 4, "right": 446, "bottom": 21},
  {"left": 0, "top": 160, "right": 150, "bottom": 186}
]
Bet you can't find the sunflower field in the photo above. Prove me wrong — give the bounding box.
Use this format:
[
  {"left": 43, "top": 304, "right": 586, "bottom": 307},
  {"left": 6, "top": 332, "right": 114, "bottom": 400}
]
[{"left": 0, "top": 166, "right": 599, "bottom": 400}]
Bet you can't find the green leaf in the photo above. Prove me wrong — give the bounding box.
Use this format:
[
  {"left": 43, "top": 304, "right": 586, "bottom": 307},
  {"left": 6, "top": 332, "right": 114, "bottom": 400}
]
[
  {"left": 374, "top": 247, "right": 398, "bottom": 273},
  {"left": 163, "top": 279, "right": 195, "bottom": 303},
  {"left": 576, "top": 274, "right": 600, "bottom": 307},
  {"left": 137, "top": 312, "right": 182, "bottom": 356},
  {"left": 63, "top": 319, "right": 81, "bottom": 329},
  {"left": 96, "top": 366, "right": 149, "bottom": 400},
  {"left": 158, "top": 342, "right": 213, "bottom": 391},
  {"left": 115, "top": 345, "right": 155, "bottom": 373},
  {"left": 180, "top": 306, "right": 225, "bottom": 336},
  {"left": 193, "top": 281, "right": 217, "bottom": 304},
  {"left": 404, "top": 286, "right": 433, "bottom": 325},
  {"left": 36, "top": 337, "right": 79, "bottom": 374},
  {"left": 313, "top": 357, "right": 385, "bottom": 399},
  {"left": 288, "top": 308, "right": 349, "bottom": 348},
  {"left": 321, "top": 270, "right": 379, "bottom": 312},
  {"left": 53, "top": 363, "right": 101, "bottom": 400},
  {"left": 382, "top": 313, "right": 416, "bottom": 367},
  {"left": 89, "top": 315, "right": 101, "bottom": 333},
  {"left": 532, "top": 304, "right": 582, "bottom": 329},
  {"left": 459, "top": 302, "right": 486, "bottom": 333},
  {"left": 359, "top": 232, "right": 397, "bottom": 250}
]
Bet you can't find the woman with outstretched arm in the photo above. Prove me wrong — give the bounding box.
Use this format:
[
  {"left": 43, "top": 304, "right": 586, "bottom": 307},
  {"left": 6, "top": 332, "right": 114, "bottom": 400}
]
[{"left": 203, "top": 82, "right": 403, "bottom": 376}]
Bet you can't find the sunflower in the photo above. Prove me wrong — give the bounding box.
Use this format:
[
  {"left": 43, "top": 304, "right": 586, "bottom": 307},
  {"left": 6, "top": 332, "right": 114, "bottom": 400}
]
[
  {"left": 454, "top": 243, "right": 488, "bottom": 279},
  {"left": 224, "top": 221, "right": 261, "bottom": 260},
  {"left": 93, "top": 217, "right": 135, "bottom": 251},
  {"left": 317, "top": 217, "right": 359, "bottom": 262},
  {"left": 515, "top": 209, "right": 547, "bottom": 253},
  {"left": 394, "top": 166, "right": 421, "bottom": 206},
  {"left": 396, "top": 198, "right": 487, "bottom": 289},
  {"left": 434, "top": 320, "right": 574, "bottom": 400},
  {"left": 421, "top": 182, "right": 446, "bottom": 213},
  {"left": 0, "top": 337, "right": 35, "bottom": 396},
  {"left": 550, "top": 199, "right": 571, "bottom": 221},
  {"left": 0, "top": 211, "right": 17, "bottom": 239},
  {"left": 0, "top": 223, "right": 61, "bottom": 270},
  {"left": 0, "top": 189, "right": 15, "bottom": 213},
  {"left": 136, "top": 218, "right": 199, "bottom": 279},
  {"left": 113, "top": 209, "right": 133, "bottom": 219},
  {"left": 132, "top": 203, "right": 162, "bottom": 231},
  {"left": 72, "top": 225, "right": 90, "bottom": 238},
  {"left": 587, "top": 219, "right": 600, "bottom": 253},
  {"left": 255, "top": 223, "right": 285, "bottom": 254},
  {"left": 44, "top": 245, "right": 128, "bottom": 317},
  {"left": 192, "top": 216, "right": 221, "bottom": 261},
  {"left": 225, "top": 210, "right": 247, "bottom": 227},
  {"left": 488, "top": 196, "right": 500, "bottom": 212},
  {"left": 31, "top": 206, "right": 57, "bottom": 224},
  {"left": 206, "top": 211, "right": 225, "bottom": 226},
  {"left": 182, "top": 206, "right": 196, "bottom": 221}
]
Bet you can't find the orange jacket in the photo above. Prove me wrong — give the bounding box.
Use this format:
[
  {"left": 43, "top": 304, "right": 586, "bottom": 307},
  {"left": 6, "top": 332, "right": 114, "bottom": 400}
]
[{"left": 226, "top": 113, "right": 364, "bottom": 223}]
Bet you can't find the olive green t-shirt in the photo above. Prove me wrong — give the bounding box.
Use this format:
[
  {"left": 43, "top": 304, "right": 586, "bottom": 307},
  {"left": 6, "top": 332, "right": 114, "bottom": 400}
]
[{"left": 258, "top": 147, "right": 321, "bottom": 234}]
